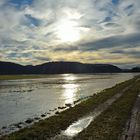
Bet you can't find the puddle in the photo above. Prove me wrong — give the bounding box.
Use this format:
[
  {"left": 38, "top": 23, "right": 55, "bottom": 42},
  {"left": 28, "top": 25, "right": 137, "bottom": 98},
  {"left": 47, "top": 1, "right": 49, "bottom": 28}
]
[
  {"left": 63, "top": 116, "right": 93, "bottom": 137},
  {"left": 61, "top": 110, "right": 102, "bottom": 138}
]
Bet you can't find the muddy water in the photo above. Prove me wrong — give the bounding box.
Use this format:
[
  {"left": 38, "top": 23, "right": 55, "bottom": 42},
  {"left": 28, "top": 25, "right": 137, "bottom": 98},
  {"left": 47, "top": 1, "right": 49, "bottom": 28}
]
[{"left": 0, "top": 73, "right": 138, "bottom": 129}]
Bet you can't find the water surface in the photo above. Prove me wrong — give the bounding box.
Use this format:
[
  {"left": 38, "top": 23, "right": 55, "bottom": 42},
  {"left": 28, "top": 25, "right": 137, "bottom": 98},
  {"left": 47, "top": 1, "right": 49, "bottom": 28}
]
[{"left": 0, "top": 73, "right": 138, "bottom": 128}]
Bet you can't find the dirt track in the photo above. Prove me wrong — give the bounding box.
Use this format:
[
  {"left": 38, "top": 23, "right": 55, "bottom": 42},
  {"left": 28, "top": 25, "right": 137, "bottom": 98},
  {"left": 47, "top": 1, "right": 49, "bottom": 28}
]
[{"left": 120, "top": 94, "right": 140, "bottom": 140}]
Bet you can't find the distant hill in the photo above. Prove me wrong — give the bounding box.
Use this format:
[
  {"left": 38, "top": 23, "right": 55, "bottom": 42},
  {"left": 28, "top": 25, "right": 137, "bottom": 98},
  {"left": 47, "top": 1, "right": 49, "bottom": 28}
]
[
  {"left": 0, "top": 61, "right": 136, "bottom": 75},
  {"left": 0, "top": 61, "right": 24, "bottom": 74},
  {"left": 131, "top": 67, "right": 140, "bottom": 72},
  {"left": 34, "top": 62, "right": 122, "bottom": 74}
]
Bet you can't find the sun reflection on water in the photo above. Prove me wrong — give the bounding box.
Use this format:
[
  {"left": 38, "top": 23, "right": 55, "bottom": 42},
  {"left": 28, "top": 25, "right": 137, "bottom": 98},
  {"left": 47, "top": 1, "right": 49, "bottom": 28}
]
[
  {"left": 62, "top": 84, "right": 79, "bottom": 104},
  {"left": 62, "top": 74, "right": 79, "bottom": 104},
  {"left": 63, "top": 74, "right": 77, "bottom": 81}
]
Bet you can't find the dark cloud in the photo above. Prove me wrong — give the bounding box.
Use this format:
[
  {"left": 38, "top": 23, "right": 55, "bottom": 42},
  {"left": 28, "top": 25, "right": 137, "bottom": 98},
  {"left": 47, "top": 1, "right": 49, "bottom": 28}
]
[
  {"left": 53, "top": 33, "right": 140, "bottom": 52},
  {"left": 24, "top": 14, "right": 41, "bottom": 27},
  {"left": 79, "top": 33, "right": 140, "bottom": 51},
  {"left": 53, "top": 46, "right": 79, "bottom": 52},
  {"left": 124, "top": 4, "right": 134, "bottom": 16},
  {"left": 111, "top": 50, "right": 140, "bottom": 58},
  {"left": 34, "top": 56, "right": 50, "bottom": 61},
  {"left": 104, "top": 23, "right": 120, "bottom": 28}
]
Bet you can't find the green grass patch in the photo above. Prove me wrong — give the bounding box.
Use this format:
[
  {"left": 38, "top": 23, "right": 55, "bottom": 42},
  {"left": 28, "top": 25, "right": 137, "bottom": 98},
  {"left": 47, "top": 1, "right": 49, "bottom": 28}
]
[
  {"left": 0, "top": 77, "right": 138, "bottom": 140},
  {"left": 74, "top": 78, "right": 140, "bottom": 140}
]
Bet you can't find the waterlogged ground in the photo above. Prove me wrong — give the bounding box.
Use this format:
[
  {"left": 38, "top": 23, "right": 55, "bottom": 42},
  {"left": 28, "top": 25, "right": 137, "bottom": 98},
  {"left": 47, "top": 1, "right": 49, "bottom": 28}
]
[{"left": 0, "top": 73, "right": 138, "bottom": 130}]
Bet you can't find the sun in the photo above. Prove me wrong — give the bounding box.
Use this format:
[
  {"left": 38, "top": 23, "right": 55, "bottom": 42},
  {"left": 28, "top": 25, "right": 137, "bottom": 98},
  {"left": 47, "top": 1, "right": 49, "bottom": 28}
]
[{"left": 56, "top": 19, "right": 80, "bottom": 42}]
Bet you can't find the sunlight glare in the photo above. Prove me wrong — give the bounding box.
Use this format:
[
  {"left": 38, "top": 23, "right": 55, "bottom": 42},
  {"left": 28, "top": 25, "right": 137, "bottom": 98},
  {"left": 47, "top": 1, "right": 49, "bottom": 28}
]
[
  {"left": 62, "top": 84, "right": 79, "bottom": 104},
  {"left": 56, "top": 19, "right": 80, "bottom": 42},
  {"left": 63, "top": 74, "right": 76, "bottom": 81}
]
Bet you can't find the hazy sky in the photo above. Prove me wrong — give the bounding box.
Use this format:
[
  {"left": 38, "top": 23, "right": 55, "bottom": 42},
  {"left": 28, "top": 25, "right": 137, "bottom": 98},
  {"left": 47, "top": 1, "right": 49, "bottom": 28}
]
[{"left": 0, "top": 0, "right": 140, "bottom": 68}]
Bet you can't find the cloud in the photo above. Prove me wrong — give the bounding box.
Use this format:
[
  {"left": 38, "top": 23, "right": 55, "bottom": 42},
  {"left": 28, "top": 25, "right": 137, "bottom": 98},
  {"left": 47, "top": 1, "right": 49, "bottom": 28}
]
[
  {"left": 52, "top": 32, "right": 140, "bottom": 52},
  {"left": 79, "top": 32, "right": 140, "bottom": 51},
  {"left": 0, "top": 0, "right": 140, "bottom": 67}
]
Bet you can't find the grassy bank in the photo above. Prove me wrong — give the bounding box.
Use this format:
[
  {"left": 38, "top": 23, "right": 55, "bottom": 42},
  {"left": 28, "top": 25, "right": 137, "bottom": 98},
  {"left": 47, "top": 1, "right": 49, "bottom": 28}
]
[
  {"left": 0, "top": 77, "right": 138, "bottom": 140},
  {"left": 74, "top": 78, "right": 140, "bottom": 140},
  {"left": 0, "top": 75, "right": 49, "bottom": 80}
]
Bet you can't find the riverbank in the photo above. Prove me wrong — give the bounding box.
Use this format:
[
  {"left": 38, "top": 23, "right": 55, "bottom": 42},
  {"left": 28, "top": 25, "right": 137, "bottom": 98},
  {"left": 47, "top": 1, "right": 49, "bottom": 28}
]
[
  {"left": 75, "top": 77, "right": 140, "bottom": 140},
  {"left": 1, "top": 76, "right": 139, "bottom": 140}
]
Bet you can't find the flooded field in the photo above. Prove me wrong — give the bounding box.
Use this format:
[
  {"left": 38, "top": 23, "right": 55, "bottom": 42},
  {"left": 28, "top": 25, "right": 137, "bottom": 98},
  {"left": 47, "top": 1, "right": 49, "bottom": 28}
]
[{"left": 0, "top": 73, "right": 138, "bottom": 130}]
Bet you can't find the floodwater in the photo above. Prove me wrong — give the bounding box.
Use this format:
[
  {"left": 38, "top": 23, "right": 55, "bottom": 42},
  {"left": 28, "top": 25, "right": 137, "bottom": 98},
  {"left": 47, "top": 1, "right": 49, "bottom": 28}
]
[{"left": 0, "top": 73, "right": 138, "bottom": 129}]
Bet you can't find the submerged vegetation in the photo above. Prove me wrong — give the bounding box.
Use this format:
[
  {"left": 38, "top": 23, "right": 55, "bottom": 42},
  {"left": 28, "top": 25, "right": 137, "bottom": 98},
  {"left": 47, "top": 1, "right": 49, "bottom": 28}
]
[{"left": 1, "top": 76, "right": 140, "bottom": 140}]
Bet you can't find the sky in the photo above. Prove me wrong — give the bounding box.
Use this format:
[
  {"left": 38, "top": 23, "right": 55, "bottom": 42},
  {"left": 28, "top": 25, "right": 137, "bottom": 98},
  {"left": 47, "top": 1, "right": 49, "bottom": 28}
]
[{"left": 0, "top": 0, "right": 140, "bottom": 68}]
